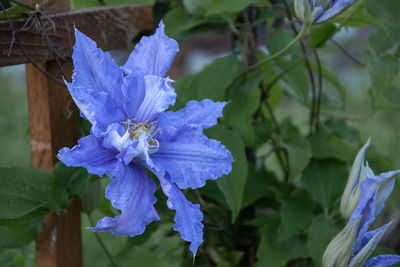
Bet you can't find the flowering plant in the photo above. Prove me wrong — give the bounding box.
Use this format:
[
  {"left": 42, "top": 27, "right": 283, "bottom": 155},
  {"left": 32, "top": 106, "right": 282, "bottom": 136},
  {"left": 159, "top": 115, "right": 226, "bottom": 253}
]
[{"left": 58, "top": 22, "right": 232, "bottom": 256}]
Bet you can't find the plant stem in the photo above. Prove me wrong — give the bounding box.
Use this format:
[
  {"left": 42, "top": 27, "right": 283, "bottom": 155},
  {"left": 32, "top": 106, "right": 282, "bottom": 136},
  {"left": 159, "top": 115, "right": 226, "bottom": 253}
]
[
  {"left": 87, "top": 213, "right": 117, "bottom": 267},
  {"left": 248, "top": 22, "right": 308, "bottom": 71}
]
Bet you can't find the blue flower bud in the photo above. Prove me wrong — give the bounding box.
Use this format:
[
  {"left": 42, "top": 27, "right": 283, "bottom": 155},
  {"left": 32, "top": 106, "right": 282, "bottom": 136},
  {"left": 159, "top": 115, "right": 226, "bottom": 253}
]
[
  {"left": 340, "top": 138, "right": 370, "bottom": 219},
  {"left": 295, "top": 0, "right": 360, "bottom": 24},
  {"left": 322, "top": 217, "right": 360, "bottom": 267}
]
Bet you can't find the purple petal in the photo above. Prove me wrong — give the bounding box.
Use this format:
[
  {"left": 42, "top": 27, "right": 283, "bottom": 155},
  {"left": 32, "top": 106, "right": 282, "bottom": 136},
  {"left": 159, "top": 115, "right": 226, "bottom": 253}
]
[
  {"left": 69, "top": 29, "right": 126, "bottom": 134},
  {"left": 350, "top": 191, "right": 377, "bottom": 240},
  {"left": 351, "top": 222, "right": 391, "bottom": 265},
  {"left": 363, "top": 255, "right": 400, "bottom": 267},
  {"left": 152, "top": 128, "right": 232, "bottom": 189},
  {"left": 314, "top": 0, "right": 357, "bottom": 23},
  {"left": 65, "top": 83, "right": 125, "bottom": 136},
  {"left": 57, "top": 134, "right": 119, "bottom": 177},
  {"left": 158, "top": 172, "right": 203, "bottom": 256},
  {"left": 157, "top": 99, "right": 226, "bottom": 130},
  {"left": 134, "top": 75, "right": 176, "bottom": 122},
  {"left": 357, "top": 170, "right": 400, "bottom": 217},
  {"left": 121, "top": 69, "right": 146, "bottom": 119},
  {"left": 122, "top": 21, "right": 179, "bottom": 77},
  {"left": 92, "top": 165, "right": 159, "bottom": 236},
  {"left": 353, "top": 223, "right": 392, "bottom": 256}
]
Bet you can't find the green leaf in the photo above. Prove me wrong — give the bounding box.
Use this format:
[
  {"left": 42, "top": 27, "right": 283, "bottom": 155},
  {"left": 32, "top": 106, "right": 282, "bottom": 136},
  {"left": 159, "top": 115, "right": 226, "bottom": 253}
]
[
  {"left": 206, "top": 0, "right": 257, "bottom": 15},
  {"left": 332, "top": 2, "right": 381, "bottom": 27},
  {"left": 53, "top": 162, "right": 90, "bottom": 197},
  {"left": 309, "top": 23, "right": 337, "bottom": 48},
  {"left": 280, "top": 61, "right": 310, "bottom": 104},
  {"left": 183, "top": 0, "right": 211, "bottom": 16},
  {"left": 362, "top": 50, "right": 400, "bottom": 110},
  {"left": 0, "top": 167, "right": 68, "bottom": 219},
  {"left": 256, "top": 217, "right": 309, "bottom": 267},
  {"left": 365, "top": 0, "right": 400, "bottom": 27},
  {"left": 241, "top": 165, "right": 274, "bottom": 208},
  {"left": 307, "top": 216, "right": 340, "bottom": 267},
  {"left": 0, "top": 209, "right": 46, "bottom": 249},
  {"left": 276, "top": 189, "right": 314, "bottom": 242},
  {"left": 205, "top": 126, "right": 248, "bottom": 223},
  {"left": 309, "top": 127, "right": 357, "bottom": 161},
  {"left": 301, "top": 159, "right": 348, "bottom": 211},
  {"left": 223, "top": 71, "right": 262, "bottom": 146},
  {"left": 369, "top": 25, "right": 398, "bottom": 55},
  {"left": 174, "top": 55, "right": 243, "bottom": 109},
  {"left": 82, "top": 179, "right": 101, "bottom": 214},
  {"left": 164, "top": 8, "right": 207, "bottom": 37},
  {"left": 282, "top": 137, "right": 312, "bottom": 181},
  {"left": 0, "top": 4, "right": 29, "bottom": 20}
]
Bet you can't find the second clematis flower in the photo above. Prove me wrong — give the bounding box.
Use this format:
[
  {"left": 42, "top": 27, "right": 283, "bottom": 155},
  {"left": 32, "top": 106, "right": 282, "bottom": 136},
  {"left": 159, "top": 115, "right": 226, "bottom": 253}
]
[
  {"left": 57, "top": 22, "right": 233, "bottom": 256},
  {"left": 294, "top": 0, "right": 360, "bottom": 24}
]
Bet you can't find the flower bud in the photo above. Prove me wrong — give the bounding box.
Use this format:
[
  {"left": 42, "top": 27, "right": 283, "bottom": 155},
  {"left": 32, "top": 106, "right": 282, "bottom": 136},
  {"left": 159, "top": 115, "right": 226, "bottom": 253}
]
[
  {"left": 322, "top": 217, "right": 360, "bottom": 267},
  {"left": 312, "top": 0, "right": 332, "bottom": 9},
  {"left": 340, "top": 138, "right": 370, "bottom": 219},
  {"left": 294, "top": 0, "right": 313, "bottom": 23}
]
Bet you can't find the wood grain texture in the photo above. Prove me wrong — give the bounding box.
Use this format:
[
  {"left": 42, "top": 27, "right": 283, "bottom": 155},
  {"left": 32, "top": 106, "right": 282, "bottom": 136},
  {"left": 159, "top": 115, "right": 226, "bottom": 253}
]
[
  {"left": 1, "top": 4, "right": 153, "bottom": 66},
  {"left": 25, "top": 1, "right": 78, "bottom": 266},
  {"left": 26, "top": 55, "right": 83, "bottom": 267}
]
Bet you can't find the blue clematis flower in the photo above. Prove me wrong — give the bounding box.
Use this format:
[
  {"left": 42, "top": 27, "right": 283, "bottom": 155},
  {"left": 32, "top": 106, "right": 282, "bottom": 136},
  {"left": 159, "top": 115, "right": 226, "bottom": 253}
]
[
  {"left": 57, "top": 21, "right": 233, "bottom": 256},
  {"left": 323, "top": 142, "right": 400, "bottom": 267},
  {"left": 294, "top": 0, "right": 360, "bottom": 24}
]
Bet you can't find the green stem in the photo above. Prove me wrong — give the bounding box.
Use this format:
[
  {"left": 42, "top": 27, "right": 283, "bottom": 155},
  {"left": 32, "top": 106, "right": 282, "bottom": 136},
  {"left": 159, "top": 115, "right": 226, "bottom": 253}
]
[
  {"left": 248, "top": 22, "right": 308, "bottom": 71},
  {"left": 87, "top": 213, "right": 117, "bottom": 267}
]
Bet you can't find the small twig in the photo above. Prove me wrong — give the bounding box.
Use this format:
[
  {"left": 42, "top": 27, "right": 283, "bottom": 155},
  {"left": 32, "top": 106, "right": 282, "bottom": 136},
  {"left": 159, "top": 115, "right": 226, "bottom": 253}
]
[
  {"left": 282, "top": 0, "right": 317, "bottom": 135},
  {"left": 313, "top": 50, "right": 323, "bottom": 132},
  {"left": 0, "top": 1, "right": 65, "bottom": 86},
  {"left": 330, "top": 39, "right": 366, "bottom": 67}
]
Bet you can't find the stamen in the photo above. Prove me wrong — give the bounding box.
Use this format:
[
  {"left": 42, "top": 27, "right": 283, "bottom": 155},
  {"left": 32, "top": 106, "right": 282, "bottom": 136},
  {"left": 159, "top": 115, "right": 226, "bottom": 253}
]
[{"left": 121, "top": 118, "right": 161, "bottom": 153}]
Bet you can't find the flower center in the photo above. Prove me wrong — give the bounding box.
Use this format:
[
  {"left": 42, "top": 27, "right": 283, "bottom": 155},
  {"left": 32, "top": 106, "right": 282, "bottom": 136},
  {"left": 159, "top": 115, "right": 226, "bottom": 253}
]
[{"left": 122, "top": 119, "right": 161, "bottom": 154}]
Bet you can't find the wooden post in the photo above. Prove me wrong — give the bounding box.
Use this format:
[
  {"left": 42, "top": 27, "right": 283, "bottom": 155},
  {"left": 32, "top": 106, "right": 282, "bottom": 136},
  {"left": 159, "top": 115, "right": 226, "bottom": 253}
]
[{"left": 25, "top": 0, "right": 81, "bottom": 266}]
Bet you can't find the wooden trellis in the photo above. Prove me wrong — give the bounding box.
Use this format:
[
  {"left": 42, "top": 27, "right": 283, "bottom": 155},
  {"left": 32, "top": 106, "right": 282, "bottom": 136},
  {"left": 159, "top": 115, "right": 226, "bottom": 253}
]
[{"left": 0, "top": 1, "right": 153, "bottom": 266}]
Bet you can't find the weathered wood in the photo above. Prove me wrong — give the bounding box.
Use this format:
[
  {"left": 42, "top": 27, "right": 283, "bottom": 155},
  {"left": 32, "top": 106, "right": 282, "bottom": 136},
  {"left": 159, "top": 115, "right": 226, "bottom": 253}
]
[
  {"left": 26, "top": 1, "right": 76, "bottom": 267},
  {"left": 26, "top": 53, "right": 83, "bottom": 267},
  {"left": 1, "top": 4, "right": 153, "bottom": 66}
]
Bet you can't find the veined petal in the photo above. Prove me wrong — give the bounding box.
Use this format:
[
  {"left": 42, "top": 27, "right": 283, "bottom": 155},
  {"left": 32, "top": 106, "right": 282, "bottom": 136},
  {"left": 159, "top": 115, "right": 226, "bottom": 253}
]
[
  {"left": 121, "top": 69, "right": 146, "bottom": 119},
  {"left": 122, "top": 21, "right": 179, "bottom": 77},
  {"left": 363, "top": 255, "right": 400, "bottom": 267},
  {"left": 350, "top": 191, "right": 377, "bottom": 241},
  {"left": 157, "top": 99, "right": 226, "bottom": 130},
  {"left": 349, "top": 223, "right": 391, "bottom": 267},
  {"left": 134, "top": 75, "right": 176, "bottom": 122},
  {"left": 158, "top": 173, "right": 203, "bottom": 256},
  {"left": 57, "top": 134, "right": 119, "bottom": 177},
  {"left": 314, "top": 0, "right": 357, "bottom": 23},
  {"left": 152, "top": 128, "right": 232, "bottom": 189},
  {"left": 92, "top": 165, "right": 159, "bottom": 236},
  {"left": 352, "top": 222, "right": 392, "bottom": 257},
  {"left": 65, "top": 83, "right": 125, "bottom": 136},
  {"left": 72, "top": 29, "right": 126, "bottom": 112}
]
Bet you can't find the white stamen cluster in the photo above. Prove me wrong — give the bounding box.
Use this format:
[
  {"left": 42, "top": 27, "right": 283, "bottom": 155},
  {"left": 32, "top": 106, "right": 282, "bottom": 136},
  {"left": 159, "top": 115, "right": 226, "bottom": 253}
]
[{"left": 122, "top": 119, "right": 161, "bottom": 154}]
